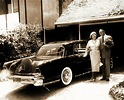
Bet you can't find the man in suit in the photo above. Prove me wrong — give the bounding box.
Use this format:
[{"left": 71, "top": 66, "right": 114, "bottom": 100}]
[{"left": 98, "top": 29, "right": 114, "bottom": 81}]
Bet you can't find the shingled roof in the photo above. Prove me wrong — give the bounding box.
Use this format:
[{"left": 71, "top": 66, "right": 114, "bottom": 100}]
[{"left": 55, "top": 0, "right": 124, "bottom": 26}]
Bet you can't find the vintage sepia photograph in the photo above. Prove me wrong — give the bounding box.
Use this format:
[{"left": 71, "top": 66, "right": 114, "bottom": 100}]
[{"left": 0, "top": 0, "right": 124, "bottom": 100}]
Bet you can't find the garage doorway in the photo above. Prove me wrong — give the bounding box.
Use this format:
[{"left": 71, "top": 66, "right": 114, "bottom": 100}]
[{"left": 80, "top": 22, "right": 124, "bottom": 66}]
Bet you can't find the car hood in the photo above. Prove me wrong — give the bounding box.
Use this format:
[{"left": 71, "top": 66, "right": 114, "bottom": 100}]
[
  {"left": 4, "top": 55, "right": 62, "bottom": 75},
  {"left": 4, "top": 55, "right": 61, "bottom": 66}
]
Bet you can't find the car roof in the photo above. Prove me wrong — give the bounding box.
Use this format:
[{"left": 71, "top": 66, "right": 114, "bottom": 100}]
[{"left": 42, "top": 40, "right": 87, "bottom": 47}]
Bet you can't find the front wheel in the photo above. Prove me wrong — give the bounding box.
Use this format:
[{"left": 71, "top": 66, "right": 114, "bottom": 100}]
[{"left": 60, "top": 67, "right": 73, "bottom": 86}]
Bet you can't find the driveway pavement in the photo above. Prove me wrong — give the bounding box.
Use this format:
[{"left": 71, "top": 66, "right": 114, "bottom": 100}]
[
  {"left": 46, "top": 73, "right": 124, "bottom": 100},
  {"left": 44, "top": 66, "right": 124, "bottom": 100},
  {"left": 0, "top": 67, "right": 124, "bottom": 100}
]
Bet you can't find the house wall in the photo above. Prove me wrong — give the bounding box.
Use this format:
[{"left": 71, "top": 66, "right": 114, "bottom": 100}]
[
  {"left": 26, "top": 0, "right": 42, "bottom": 25},
  {"left": 0, "top": 0, "right": 6, "bottom": 15},
  {"left": 0, "top": 0, "right": 19, "bottom": 31},
  {"left": 42, "top": 0, "right": 59, "bottom": 29},
  {"left": 0, "top": 0, "right": 72, "bottom": 31},
  {"left": 19, "top": 0, "right": 26, "bottom": 24},
  {"left": 19, "top": 0, "right": 72, "bottom": 29}
]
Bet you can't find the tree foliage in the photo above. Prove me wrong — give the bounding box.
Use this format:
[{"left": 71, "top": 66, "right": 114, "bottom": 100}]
[{"left": 0, "top": 24, "right": 43, "bottom": 68}]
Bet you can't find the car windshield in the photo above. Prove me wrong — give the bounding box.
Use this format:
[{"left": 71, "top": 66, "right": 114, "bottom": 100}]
[{"left": 37, "top": 44, "right": 64, "bottom": 56}]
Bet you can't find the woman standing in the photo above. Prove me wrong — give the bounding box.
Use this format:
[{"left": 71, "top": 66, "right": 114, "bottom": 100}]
[{"left": 84, "top": 31, "right": 101, "bottom": 81}]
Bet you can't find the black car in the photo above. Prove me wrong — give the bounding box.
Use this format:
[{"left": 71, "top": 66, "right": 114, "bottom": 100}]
[{"left": 3, "top": 40, "right": 91, "bottom": 86}]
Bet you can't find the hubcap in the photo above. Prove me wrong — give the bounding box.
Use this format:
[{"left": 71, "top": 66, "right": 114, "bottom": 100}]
[
  {"left": 63, "top": 69, "right": 71, "bottom": 82},
  {"left": 61, "top": 67, "right": 72, "bottom": 85}
]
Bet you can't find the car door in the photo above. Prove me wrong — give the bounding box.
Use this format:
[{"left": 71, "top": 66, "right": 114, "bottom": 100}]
[{"left": 73, "top": 42, "right": 91, "bottom": 74}]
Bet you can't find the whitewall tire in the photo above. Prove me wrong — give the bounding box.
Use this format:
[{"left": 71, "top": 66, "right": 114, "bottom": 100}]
[{"left": 60, "top": 67, "right": 73, "bottom": 86}]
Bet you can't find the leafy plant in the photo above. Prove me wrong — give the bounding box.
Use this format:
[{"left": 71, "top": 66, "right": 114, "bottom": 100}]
[{"left": 0, "top": 23, "right": 43, "bottom": 69}]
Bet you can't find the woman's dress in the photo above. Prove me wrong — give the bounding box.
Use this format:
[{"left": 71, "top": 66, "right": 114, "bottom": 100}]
[{"left": 86, "top": 39, "right": 100, "bottom": 72}]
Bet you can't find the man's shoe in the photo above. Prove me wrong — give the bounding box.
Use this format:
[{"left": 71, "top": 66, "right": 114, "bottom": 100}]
[
  {"left": 100, "top": 78, "right": 106, "bottom": 80},
  {"left": 106, "top": 78, "right": 109, "bottom": 81},
  {"left": 90, "top": 79, "right": 96, "bottom": 82}
]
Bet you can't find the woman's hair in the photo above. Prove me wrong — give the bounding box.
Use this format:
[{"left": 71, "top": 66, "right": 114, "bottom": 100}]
[{"left": 90, "top": 31, "right": 97, "bottom": 39}]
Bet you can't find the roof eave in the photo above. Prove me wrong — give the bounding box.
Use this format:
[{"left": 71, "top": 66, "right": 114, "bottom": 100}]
[{"left": 55, "top": 15, "right": 124, "bottom": 26}]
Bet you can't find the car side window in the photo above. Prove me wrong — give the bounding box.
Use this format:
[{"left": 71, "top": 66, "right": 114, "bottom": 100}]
[
  {"left": 73, "top": 42, "right": 87, "bottom": 54},
  {"left": 65, "top": 45, "right": 74, "bottom": 56},
  {"left": 57, "top": 47, "right": 64, "bottom": 56}
]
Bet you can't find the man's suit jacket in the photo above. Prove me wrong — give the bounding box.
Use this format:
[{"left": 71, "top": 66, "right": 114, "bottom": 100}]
[{"left": 98, "top": 34, "right": 114, "bottom": 58}]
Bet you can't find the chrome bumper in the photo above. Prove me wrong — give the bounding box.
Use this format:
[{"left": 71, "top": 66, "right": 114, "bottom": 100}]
[{"left": 10, "top": 75, "right": 44, "bottom": 86}]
